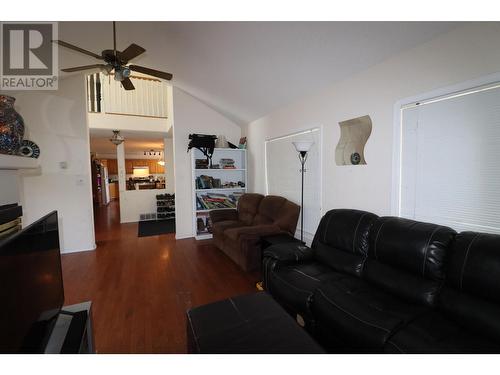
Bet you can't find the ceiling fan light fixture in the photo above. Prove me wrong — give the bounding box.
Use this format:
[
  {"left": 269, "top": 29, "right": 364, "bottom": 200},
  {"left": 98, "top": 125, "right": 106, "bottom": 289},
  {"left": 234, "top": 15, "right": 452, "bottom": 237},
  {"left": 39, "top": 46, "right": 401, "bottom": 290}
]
[
  {"left": 122, "top": 67, "right": 131, "bottom": 78},
  {"left": 110, "top": 130, "right": 124, "bottom": 146},
  {"left": 114, "top": 69, "right": 123, "bottom": 81}
]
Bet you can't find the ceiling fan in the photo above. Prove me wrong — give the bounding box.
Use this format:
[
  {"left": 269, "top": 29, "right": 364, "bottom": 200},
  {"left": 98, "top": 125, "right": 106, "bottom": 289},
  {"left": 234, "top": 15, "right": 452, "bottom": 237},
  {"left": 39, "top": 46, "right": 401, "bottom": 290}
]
[{"left": 54, "top": 22, "right": 173, "bottom": 90}]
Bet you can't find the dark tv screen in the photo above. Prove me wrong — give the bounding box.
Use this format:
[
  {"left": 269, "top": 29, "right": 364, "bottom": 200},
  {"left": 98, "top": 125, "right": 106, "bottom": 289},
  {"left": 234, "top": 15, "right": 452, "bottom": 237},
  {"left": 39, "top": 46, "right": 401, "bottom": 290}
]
[{"left": 0, "top": 211, "right": 64, "bottom": 353}]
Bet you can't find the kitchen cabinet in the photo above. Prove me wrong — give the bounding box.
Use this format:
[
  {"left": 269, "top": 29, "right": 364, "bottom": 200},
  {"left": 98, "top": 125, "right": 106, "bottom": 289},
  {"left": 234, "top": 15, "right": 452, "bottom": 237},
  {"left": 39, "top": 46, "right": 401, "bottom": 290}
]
[
  {"left": 148, "top": 160, "right": 157, "bottom": 174},
  {"left": 132, "top": 160, "right": 148, "bottom": 168},
  {"left": 157, "top": 162, "right": 165, "bottom": 174},
  {"left": 107, "top": 159, "right": 118, "bottom": 175},
  {"left": 123, "top": 159, "right": 164, "bottom": 175},
  {"left": 109, "top": 182, "right": 119, "bottom": 200},
  {"left": 125, "top": 160, "right": 134, "bottom": 174}
]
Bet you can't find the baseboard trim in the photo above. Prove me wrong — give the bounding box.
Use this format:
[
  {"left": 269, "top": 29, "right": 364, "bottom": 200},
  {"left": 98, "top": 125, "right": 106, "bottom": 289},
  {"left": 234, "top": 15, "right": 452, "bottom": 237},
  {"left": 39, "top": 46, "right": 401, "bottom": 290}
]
[
  {"left": 175, "top": 233, "right": 194, "bottom": 240},
  {"left": 61, "top": 244, "right": 97, "bottom": 254}
]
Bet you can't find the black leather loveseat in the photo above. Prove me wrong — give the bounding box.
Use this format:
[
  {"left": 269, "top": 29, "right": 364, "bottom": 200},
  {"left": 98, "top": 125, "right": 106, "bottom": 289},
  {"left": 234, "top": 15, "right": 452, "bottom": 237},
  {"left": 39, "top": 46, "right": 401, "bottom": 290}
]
[{"left": 263, "top": 209, "right": 500, "bottom": 353}]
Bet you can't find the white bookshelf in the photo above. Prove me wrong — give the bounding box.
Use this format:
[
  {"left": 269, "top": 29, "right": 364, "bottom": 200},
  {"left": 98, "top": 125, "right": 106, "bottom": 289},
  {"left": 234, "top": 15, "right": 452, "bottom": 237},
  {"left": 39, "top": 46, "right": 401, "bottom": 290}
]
[{"left": 191, "top": 147, "right": 247, "bottom": 240}]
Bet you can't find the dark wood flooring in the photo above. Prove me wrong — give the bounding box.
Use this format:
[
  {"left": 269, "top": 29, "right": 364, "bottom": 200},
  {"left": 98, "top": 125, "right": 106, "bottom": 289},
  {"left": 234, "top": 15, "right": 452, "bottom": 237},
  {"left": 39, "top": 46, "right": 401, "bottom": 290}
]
[{"left": 61, "top": 200, "right": 257, "bottom": 353}]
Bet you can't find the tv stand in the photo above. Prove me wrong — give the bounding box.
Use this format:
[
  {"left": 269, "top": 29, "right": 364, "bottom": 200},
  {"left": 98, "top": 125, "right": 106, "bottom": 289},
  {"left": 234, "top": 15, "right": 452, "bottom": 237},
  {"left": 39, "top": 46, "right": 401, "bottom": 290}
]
[{"left": 45, "top": 301, "right": 95, "bottom": 354}]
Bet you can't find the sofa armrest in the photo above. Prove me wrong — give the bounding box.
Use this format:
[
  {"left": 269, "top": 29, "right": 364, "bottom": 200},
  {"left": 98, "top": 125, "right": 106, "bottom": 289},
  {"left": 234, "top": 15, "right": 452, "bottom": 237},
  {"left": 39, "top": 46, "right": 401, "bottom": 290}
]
[
  {"left": 209, "top": 209, "right": 238, "bottom": 224},
  {"left": 262, "top": 242, "right": 314, "bottom": 289},
  {"left": 263, "top": 242, "right": 313, "bottom": 264}
]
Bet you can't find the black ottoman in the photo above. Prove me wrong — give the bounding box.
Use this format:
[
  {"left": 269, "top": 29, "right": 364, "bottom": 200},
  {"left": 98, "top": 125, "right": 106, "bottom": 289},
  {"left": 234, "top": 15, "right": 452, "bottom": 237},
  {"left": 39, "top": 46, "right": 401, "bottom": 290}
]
[{"left": 186, "top": 292, "right": 325, "bottom": 353}]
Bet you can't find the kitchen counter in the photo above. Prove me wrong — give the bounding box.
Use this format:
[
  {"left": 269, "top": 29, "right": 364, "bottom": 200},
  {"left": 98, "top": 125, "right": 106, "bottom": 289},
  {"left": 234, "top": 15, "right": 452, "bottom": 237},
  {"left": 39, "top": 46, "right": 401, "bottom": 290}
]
[{"left": 127, "top": 182, "right": 166, "bottom": 190}]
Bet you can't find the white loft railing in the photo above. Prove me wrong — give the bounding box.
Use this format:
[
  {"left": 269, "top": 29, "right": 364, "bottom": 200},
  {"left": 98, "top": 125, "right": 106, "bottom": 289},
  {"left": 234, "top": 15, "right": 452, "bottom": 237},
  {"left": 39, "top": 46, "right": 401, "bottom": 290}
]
[{"left": 86, "top": 73, "right": 169, "bottom": 118}]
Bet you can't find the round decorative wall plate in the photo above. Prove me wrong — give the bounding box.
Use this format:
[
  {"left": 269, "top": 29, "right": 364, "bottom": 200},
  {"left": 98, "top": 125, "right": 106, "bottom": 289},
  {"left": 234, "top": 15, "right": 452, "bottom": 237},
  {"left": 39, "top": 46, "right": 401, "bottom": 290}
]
[
  {"left": 18, "top": 140, "right": 40, "bottom": 159},
  {"left": 350, "top": 152, "right": 361, "bottom": 165}
]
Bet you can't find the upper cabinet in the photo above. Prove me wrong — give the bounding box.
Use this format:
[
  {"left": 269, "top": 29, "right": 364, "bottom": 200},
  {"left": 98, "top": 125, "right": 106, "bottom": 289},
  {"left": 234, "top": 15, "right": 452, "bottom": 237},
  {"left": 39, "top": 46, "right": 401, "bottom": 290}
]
[
  {"left": 122, "top": 159, "right": 165, "bottom": 175},
  {"left": 107, "top": 159, "right": 118, "bottom": 175},
  {"left": 125, "top": 160, "right": 134, "bottom": 174}
]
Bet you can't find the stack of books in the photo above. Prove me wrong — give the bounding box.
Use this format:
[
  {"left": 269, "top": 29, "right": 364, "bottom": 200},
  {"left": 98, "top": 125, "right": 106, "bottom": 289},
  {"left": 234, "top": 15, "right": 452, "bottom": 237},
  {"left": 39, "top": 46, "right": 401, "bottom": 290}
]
[
  {"left": 197, "top": 215, "right": 212, "bottom": 234},
  {"left": 220, "top": 158, "right": 235, "bottom": 169},
  {"left": 196, "top": 192, "right": 243, "bottom": 210},
  {"left": 0, "top": 204, "right": 23, "bottom": 239},
  {"left": 196, "top": 175, "right": 222, "bottom": 189},
  {"left": 195, "top": 159, "right": 209, "bottom": 169}
]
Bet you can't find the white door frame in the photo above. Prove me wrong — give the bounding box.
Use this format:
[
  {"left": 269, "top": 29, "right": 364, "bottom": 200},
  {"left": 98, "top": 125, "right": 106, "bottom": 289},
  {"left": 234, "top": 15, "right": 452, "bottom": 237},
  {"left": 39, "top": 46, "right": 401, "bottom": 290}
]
[{"left": 264, "top": 125, "right": 324, "bottom": 243}]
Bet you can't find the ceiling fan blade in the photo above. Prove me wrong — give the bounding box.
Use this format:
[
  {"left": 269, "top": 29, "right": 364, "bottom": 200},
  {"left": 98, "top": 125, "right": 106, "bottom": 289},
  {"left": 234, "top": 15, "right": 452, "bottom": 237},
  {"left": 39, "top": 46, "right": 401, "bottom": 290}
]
[
  {"left": 54, "top": 40, "right": 102, "bottom": 60},
  {"left": 119, "top": 44, "right": 146, "bottom": 63},
  {"left": 121, "top": 77, "right": 135, "bottom": 90},
  {"left": 61, "top": 64, "right": 107, "bottom": 72},
  {"left": 129, "top": 65, "right": 173, "bottom": 80}
]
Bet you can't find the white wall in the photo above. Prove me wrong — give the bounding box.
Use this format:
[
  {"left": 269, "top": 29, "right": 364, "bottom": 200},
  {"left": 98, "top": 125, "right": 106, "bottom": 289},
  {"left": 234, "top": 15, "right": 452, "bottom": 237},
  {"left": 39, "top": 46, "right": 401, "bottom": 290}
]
[
  {"left": 0, "top": 170, "right": 20, "bottom": 206},
  {"left": 119, "top": 189, "right": 168, "bottom": 223},
  {"left": 246, "top": 23, "right": 500, "bottom": 221},
  {"left": 116, "top": 138, "right": 174, "bottom": 223},
  {"left": 164, "top": 138, "right": 175, "bottom": 193},
  {"left": 9, "top": 75, "right": 96, "bottom": 253},
  {"left": 172, "top": 87, "right": 242, "bottom": 238}
]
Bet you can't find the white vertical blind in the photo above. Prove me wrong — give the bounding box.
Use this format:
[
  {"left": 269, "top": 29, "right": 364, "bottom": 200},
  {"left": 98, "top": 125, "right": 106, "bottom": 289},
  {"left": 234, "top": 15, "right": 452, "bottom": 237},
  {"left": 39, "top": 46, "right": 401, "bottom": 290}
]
[
  {"left": 266, "top": 128, "right": 321, "bottom": 241},
  {"left": 400, "top": 84, "right": 500, "bottom": 234}
]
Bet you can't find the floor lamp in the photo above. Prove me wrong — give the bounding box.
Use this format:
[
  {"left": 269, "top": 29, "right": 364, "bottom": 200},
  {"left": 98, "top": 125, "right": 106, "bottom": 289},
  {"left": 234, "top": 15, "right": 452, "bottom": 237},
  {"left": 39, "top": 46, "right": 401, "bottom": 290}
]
[{"left": 292, "top": 141, "right": 314, "bottom": 243}]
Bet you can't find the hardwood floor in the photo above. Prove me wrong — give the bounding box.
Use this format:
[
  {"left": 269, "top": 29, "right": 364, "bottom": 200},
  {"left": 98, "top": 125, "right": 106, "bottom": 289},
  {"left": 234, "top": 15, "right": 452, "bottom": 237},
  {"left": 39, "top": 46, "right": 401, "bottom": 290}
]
[{"left": 61, "top": 200, "right": 258, "bottom": 353}]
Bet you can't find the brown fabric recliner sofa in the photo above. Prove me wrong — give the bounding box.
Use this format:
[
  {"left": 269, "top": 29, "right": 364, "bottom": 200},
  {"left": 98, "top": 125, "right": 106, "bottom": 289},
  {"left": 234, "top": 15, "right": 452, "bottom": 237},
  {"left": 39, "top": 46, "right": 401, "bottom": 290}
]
[{"left": 209, "top": 193, "right": 300, "bottom": 272}]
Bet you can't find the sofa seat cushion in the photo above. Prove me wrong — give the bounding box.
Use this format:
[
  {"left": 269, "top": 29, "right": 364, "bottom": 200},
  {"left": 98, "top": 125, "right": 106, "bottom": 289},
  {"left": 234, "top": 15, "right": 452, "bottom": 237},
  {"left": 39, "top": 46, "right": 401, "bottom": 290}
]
[
  {"left": 313, "top": 280, "right": 427, "bottom": 352},
  {"left": 224, "top": 224, "right": 281, "bottom": 241},
  {"left": 267, "top": 261, "right": 344, "bottom": 319},
  {"left": 385, "top": 311, "right": 500, "bottom": 353},
  {"left": 212, "top": 220, "right": 246, "bottom": 237}
]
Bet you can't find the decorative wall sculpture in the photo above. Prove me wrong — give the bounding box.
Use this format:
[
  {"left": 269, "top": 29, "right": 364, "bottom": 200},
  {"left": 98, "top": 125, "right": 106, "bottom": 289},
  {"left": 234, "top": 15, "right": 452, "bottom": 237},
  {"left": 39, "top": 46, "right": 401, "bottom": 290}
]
[{"left": 335, "top": 115, "right": 372, "bottom": 166}]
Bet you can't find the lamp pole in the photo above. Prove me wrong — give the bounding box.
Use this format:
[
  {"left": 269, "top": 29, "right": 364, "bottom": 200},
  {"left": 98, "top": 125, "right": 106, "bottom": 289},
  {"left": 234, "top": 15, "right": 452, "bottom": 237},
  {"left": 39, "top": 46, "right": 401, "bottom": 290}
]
[
  {"left": 298, "top": 151, "right": 307, "bottom": 242},
  {"left": 292, "top": 141, "right": 314, "bottom": 244}
]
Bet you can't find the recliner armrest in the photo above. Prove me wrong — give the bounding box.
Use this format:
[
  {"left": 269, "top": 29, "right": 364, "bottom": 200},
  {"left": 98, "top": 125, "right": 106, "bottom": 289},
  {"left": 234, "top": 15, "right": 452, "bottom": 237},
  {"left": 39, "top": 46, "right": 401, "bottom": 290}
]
[
  {"left": 209, "top": 209, "right": 238, "bottom": 224},
  {"left": 263, "top": 243, "right": 314, "bottom": 290},
  {"left": 263, "top": 242, "right": 313, "bottom": 264}
]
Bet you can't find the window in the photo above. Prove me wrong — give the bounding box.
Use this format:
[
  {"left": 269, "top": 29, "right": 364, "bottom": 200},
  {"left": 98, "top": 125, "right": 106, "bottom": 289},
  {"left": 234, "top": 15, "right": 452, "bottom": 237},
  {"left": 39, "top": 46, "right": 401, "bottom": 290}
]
[
  {"left": 399, "top": 83, "right": 500, "bottom": 234},
  {"left": 265, "top": 128, "right": 321, "bottom": 242}
]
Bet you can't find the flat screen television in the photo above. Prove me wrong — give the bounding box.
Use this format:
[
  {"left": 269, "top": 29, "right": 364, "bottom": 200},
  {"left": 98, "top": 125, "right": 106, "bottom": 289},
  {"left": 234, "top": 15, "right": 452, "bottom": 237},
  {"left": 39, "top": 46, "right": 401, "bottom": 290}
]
[{"left": 0, "top": 211, "right": 64, "bottom": 353}]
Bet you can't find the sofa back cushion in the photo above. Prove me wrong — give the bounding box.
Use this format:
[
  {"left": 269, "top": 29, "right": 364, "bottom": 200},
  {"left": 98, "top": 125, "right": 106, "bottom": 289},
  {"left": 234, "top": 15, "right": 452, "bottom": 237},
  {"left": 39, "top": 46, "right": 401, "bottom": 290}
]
[
  {"left": 237, "top": 193, "right": 264, "bottom": 225},
  {"left": 311, "top": 209, "right": 378, "bottom": 277},
  {"left": 272, "top": 200, "right": 301, "bottom": 234},
  {"left": 253, "top": 196, "right": 286, "bottom": 225},
  {"left": 439, "top": 232, "right": 500, "bottom": 342},
  {"left": 445, "top": 232, "right": 500, "bottom": 301},
  {"left": 365, "top": 217, "right": 456, "bottom": 306},
  {"left": 253, "top": 196, "right": 300, "bottom": 234}
]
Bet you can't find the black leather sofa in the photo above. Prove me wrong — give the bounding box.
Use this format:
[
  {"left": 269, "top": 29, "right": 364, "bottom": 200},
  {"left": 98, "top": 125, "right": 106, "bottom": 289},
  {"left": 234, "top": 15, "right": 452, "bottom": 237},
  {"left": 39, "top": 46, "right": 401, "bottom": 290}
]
[{"left": 263, "top": 209, "right": 500, "bottom": 353}]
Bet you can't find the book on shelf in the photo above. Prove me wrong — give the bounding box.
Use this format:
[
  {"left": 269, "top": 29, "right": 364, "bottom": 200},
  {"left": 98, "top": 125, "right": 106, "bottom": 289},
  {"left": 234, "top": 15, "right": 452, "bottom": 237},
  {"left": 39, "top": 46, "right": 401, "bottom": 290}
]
[
  {"left": 219, "top": 158, "right": 235, "bottom": 169},
  {"left": 196, "top": 192, "right": 244, "bottom": 210},
  {"left": 196, "top": 215, "right": 212, "bottom": 234},
  {"left": 195, "top": 159, "right": 209, "bottom": 169}
]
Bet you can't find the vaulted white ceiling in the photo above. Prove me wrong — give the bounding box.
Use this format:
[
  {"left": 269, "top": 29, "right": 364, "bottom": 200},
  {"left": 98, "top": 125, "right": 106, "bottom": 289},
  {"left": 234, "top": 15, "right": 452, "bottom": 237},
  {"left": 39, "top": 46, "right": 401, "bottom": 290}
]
[{"left": 59, "top": 21, "right": 461, "bottom": 125}]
